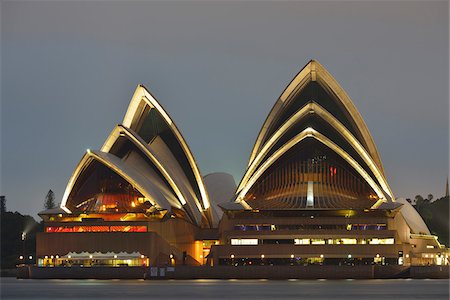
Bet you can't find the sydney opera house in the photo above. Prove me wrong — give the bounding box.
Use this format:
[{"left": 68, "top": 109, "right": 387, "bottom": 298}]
[{"left": 37, "top": 60, "right": 447, "bottom": 268}]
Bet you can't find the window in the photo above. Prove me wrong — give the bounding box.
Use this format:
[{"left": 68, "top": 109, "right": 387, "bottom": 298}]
[
  {"left": 45, "top": 225, "right": 147, "bottom": 233},
  {"left": 231, "top": 239, "right": 258, "bottom": 245},
  {"left": 329, "top": 238, "right": 357, "bottom": 245},
  {"left": 294, "top": 239, "right": 310, "bottom": 245},
  {"left": 368, "top": 238, "right": 394, "bottom": 245},
  {"left": 311, "top": 239, "right": 326, "bottom": 245}
]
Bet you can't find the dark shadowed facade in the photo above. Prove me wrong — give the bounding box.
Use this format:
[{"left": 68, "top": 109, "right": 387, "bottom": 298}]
[{"left": 37, "top": 60, "right": 448, "bottom": 268}]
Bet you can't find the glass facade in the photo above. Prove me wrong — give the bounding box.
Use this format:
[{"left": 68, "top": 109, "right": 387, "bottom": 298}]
[
  {"left": 45, "top": 225, "right": 148, "bottom": 233},
  {"left": 233, "top": 223, "right": 387, "bottom": 231},
  {"left": 260, "top": 113, "right": 379, "bottom": 185},
  {"left": 244, "top": 139, "right": 378, "bottom": 209},
  {"left": 66, "top": 161, "right": 149, "bottom": 213},
  {"left": 228, "top": 238, "right": 394, "bottom": 245}
]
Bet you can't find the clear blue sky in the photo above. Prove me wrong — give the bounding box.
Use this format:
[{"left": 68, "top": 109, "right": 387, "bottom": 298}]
[{"left": 1, "top": 1, "right": 448, "bottom": 218}]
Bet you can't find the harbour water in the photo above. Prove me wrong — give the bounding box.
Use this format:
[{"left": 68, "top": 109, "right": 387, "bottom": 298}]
[{"left": 1, "top": 278, "right": 449, "bottom": 299}]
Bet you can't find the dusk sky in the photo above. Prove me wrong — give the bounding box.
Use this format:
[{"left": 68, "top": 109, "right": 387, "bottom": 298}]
[{"left": 1, "top": 1, "right": 448, "bottom": 218}]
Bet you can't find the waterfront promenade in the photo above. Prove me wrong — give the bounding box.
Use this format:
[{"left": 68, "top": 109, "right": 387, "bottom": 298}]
[{"left": 15, "top": 265, "right": 449, "bottom": 280}]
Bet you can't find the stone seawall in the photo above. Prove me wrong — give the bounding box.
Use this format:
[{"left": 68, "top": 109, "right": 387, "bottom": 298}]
[
  {"left": 18, "top": 266, "right": 147, "bottom": 279},
  {"left": 17, "top": 265, "right": 449, "bottom": 280},
  {"left": 410, "top": 266, "right": 450, "bottom": 279}
]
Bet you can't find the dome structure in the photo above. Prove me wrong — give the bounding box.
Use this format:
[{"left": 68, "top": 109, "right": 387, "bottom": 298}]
[
  {"left": 235, "top": 60, "right": 394, "bottom": 210},
  {"left": 60, "top": 85, "right": 216, "bottom": 227}
]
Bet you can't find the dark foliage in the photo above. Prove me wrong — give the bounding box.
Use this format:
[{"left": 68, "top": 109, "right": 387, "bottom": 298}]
[
  {"left": 1, "top": 209, "right": 42, "bottom": 269},
  {"left": 44, "top": 190, "right": 56, "bottom": 210},
  {"left": 414, "top": 195, "right": 449, "bottom": 247}
]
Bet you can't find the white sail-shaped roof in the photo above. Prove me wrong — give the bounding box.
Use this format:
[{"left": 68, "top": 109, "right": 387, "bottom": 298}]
[
  {"left": 61, "top": 85, "right": 216, "bottom": 227},
  {"left": 236, "top": 60, "right": 394, "bottom": 210}
]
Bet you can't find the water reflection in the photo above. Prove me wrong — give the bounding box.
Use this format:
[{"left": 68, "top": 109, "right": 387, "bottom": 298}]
[{"left": 1, "top": 278, "right": 448, "bottom": 300}]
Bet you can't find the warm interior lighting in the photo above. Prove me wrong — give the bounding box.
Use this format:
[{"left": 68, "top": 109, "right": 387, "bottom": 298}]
[
  {"left": 368, "top": 238, "right": 394, "bottom": 245},
  {"left": 46, "top": 225, "right": 147, "bottom": 233},
  {"left": 261, "top": 254, "right": 265, "bottom": 259},
  {"left": 29, "top": 256, "right": 33, "bottom": 260},
  {"left": 290, "top": 254, "right": 294, "bottom": 259},
  {"left": 294, "top": 238, "right": 310, "bottom": 245},
  {"left": 19, "top": 256, "right": 23, "bottom": 260},
  {"left": 329, "top": 238, "right": 357, "bottom": 245},
  {"left": 231, "top": 238, "right": 258, "bottom": 245},
  {"left": 311, "top": 239, "right": 325, "bottom": 245},
  {"left": 230, "top": 254, "right": 235, "bottom": 259}
]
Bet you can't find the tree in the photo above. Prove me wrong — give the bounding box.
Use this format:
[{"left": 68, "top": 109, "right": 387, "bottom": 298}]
[
  {"left": 44, "top": 190, "right": 56, "bottom": 210},
  {"left": 0, "top": 196, "right": 6, "bottom": 213},
  {"left": 414, "top": 194, "right": 433, "bottom": 224},
  {"left": 414, "top": 195, "right": 424, "bottom": 209}
]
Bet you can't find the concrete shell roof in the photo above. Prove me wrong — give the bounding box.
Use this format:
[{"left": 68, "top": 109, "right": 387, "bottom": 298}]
[
  {"left": 120, "top": 85, "right": 215, "bottom": 226},
  {"left": 61, "top": 150, "right": 175, "bottom": 212},
  {"left": 204, "top": 172, "right": 237, "bottom": 219},
  {"left": 235, "top": 60, "right": 394, "bottom": 210},
  {"left": 396, "top": 198, "right": 430, "bottom": 235},
  {"left": 248, "top": 60, "right": 385, "bottom": 175},
  {"left": 60, "top": 85, "right": 215, "bottom": 227}
]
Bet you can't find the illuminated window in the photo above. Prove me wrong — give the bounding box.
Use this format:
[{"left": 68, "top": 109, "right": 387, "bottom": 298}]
[
  {"left": 368, "top": 238, "right": 394, "bottom": 245},
  {"left": 311, "top": 239, "right": 325, "bottom": 245},
  {"left": 231, "top": 239, "right": 258, "bottom": 245},
  {"left": 45, "top": 225, "right": 147, "bottom": 233},
  {"left": 109, "top": 226, "right": 147, "bottom": 232},
  {"left": 374, "top": 254, "right": 383, "bottom": 264},
  {"left": 294, "top": 239, "right": 310, "bottom": 245},
  {"left": 331, "top": 238, "right": 357, "bottom": 244},
  {"left": 233, "top": 224, "right": 271, "bottom": 231}
]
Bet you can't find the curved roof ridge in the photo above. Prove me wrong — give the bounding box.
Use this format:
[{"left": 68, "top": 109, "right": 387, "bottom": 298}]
[
  {"left": 60, "top": 150, "right": 174, "bottom": 214},
  {"left": 101, "top": 125, "right": 204, "bottom": 225},
  {"left": 237, "top": 101, "right": 394, "bottom": 201},
  {"left": 247, "top": 60, "right": 385, "bottom": 176},
  {"left": 236, "top": 127, "right": 387, "bottom": 209},
  {"left": 121, "top": 85, "right": 215, "bottom": 227}
]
